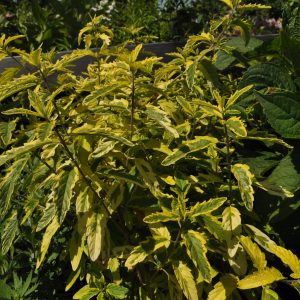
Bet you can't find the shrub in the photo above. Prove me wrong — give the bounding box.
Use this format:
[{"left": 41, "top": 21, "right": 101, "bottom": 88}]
[{"left": 0, "top": 0, "right": 300, "bottom": 299}]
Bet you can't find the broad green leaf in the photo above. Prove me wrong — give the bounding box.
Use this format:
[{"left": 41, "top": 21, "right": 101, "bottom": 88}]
[
  {"left": 207, "top": 274, "right": 237, "bottom": 300},
  {"left": 240, "top": 63, "right": 295, "bottom": 92},
  {"left": 262, "top": 155, "right": 300, "bottom": 195},
  {"left": 261, "top": 287, "right": 280, "bottom": 300},
  {"left": 202, "top": 215, "right": 225, "bottom": 241},
  {"left": 225, "top": 37, "right": 263, "bottom": 53},
  {"left": 36, "top": 202, "right": 56, "bottom": 232},
  {"left": 240, "top": 236, "right": 267, "bottom": 270},
  {"left": 183, "top": 230, "right": 212, "bottom": 282},
  {"left": 1, "top": 210, "right": 18, "bottom": 255},
  {"left": 268, "top": 243, "right": 300, "bottom": 279},
  {"left": 189, "top": 197, "right": 227, "bottom": 217},
  {"left": 36, "top": 217, "right": 60, "bottom": 268},
  {"left": 231, "top": 164, "right": 254, "bottom": 211},
  {"left": 143, "top": 211, "right": 179, "bottom": 223},
  {"left": 0, "top": 140, "right": 50, "bottom": 167},
  {"left": 0, "top": 280, "right": 12, "bottom": 299},
  {"left": 0, "top": 120, "right": 16, "bottom": 146},
  {"left": 146, "top": 106, "right": 179, "bottom": 138},
  {"left": 173, "top": 261, "right": 198, "bottom": 300},
  {"left": 162, "top": 136, "right": 218, "bottom": 166},
  {"left": 226, "top": 117, "right": 247, "bottom": 137},
  {"left": 238, "top": 136, "right": 292, "bottom": 149},
  {"left": 73, "top": 285, "right": 100, "bottom": 300},
  {"left": 106, "top": 283, "right": 129, "bottom": 299},
  {"left": 256, "top": 92, "right": 300, "bottom": 139},
  {"left": 55, "top": 169, "right": 77, "bottom": 224},
  {"left": 238, "top": 267, "right": 284, "bottom": 290},
  {"left": 86, "top": 212, "right": 106, "bottom": 261}
]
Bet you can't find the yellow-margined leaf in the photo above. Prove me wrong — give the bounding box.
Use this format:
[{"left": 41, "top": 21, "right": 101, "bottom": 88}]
[
  {"left": 186, "top": 59, "right": 198, "bottom": 89},
  {"left": 226, "top": 85, "right": 253, "bottom": 108},
  {"left": 125, "top": 237, "right": 169, "bottom": 270},
  {"left": 238, "top": 4, "right": 271, "bottom": 11},
  {"left": 226, "top": 117, "right": 247, "bottom": 137},
  {"left": 0, "top": 157, "right": 29, "bottom": 217},
  {"left": 162, "top": 136, "right": 218, "bottom": 166},
  {"left": 0, "top": 121, "right": 16, "bottom": 146},
  {"left": 189, "top": 197, "right": 227, "bottom": 218},
  {"left": 149, "top": 223, "right": 171, "bottom": 248},
  {"left": 36, "top": 202, "right": 56, "bottom": 232},
  {"left": 238, "top": 267, "right": 284, "bottom": 290},
  {"left": 222, "top": 206, "right": 241, "bottom": 241},
  {"left": 130, "top": 44, "right": 143, "bottom": 63},
  {"left": 54, "top": 169, "right": 77, "bottom": 224},
  {"left": 36, "top": 217, "right": 60, "bottom": 268},
  {"left": 0, "top": 74, "right": 38, "bottom": 102},
  {"left": 207, "top": 274, "right": 237, "bottom": 300},
  {"left": 232, "top": 164, "right": 254, "bottom": 211},
  {"left": 3, "top": 108, "right": 40, "bottom": 117},
  {"left": 220, "top": 0, "right": 233, "bottom": 9},
  {"left": 268, "top": 243, "right": 300, "bottom": 279},
  {"left": 245, "top": 224, "right": 275, "bottom": 252},
  {"left": 202, "top": 215, "right": 225, "bottom": 241},
  {"left": 261, "top": 287, "right": 279, "bottom": 300},
  {"left": 86, "top": 212, "right": 106, "bottom": 261},
  {"left": 71, "top": 125, "right": 133, "bottom": 146},
  {"left": 0, "top": 140, "right": 50, "bottom": 167},
  {"left": 65, "top": 267, "right": 81, "bottom": 292},
  {"left": 146, "top": 106, "right": 179, "bottom": 138},
  {"left": 69, "top": 228, "right": 84, "bottom": 271},
  {"left": 73, "top": 285, "right": 100, "bottom": 300},
  {"left": 143, "top": 211, "right": 179, "bottom": 223},
  {"left": 76, "top": 185, "right": 92, "bottom": 213},
  {"left": 240, "top": 236, "right": 267, "bottom": 270},
  {"left": 183, "top": 230, "right": 212, "bottom": 282},
  {"left": 1, "top": 210, "right": 18, "bottom": 255},
  {"left": 173, "top": 261, "right": 198, "bottom": 300},
  {"left": 83, "top": 84, "right": 119, "bottom": 104},
  {"left": 177, "top": 96, "right": 194, "bottom": 115}
]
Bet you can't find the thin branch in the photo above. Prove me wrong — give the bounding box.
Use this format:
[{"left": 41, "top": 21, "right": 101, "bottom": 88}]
[{"left": 130, "top": 71, "right": 135, "bottom": 139}]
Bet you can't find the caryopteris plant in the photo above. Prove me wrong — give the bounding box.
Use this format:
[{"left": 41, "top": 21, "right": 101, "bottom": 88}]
[{"left": 0, "top": 0, "right": 299, "bottom": 299}]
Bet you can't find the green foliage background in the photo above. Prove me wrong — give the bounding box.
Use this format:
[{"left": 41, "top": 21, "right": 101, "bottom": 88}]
[
  {"left": 0, "top": 0, "right": 290, "bottom": 51},
  {"left": 0, "top": 0, "right": 300, "bottom": 299}
]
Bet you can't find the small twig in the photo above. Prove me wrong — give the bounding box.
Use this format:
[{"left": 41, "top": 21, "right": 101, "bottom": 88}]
[
  {"left": 35, "top": 152, "right": 57, "bottom": 174},
  {"left": 130, "top": 71, "right": 135, "bottom": 139}
]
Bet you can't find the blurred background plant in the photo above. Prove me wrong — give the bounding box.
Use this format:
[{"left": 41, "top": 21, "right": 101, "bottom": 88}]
[{"left": 0, "top": 0, "right": 290, "bottom": 51}]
